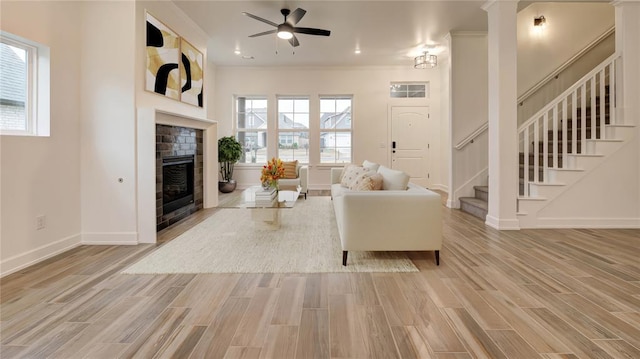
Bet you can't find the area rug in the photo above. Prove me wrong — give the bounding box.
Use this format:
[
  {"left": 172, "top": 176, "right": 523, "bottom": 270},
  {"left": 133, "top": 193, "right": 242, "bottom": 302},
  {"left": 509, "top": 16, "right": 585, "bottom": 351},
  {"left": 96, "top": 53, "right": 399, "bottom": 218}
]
[{"left": 122, "top": 197, "right": 418, "bottom": 273}]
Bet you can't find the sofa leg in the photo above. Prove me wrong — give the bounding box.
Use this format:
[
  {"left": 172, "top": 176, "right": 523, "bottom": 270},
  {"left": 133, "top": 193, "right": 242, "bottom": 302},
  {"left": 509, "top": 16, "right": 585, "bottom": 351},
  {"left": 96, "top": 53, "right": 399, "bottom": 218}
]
[
  {"left": 304, "top": 193, "right": 307, "bottom": 200},
  {"left": 435, "top": 250, "right": 440, "bottom": 266},
  {"left": 342, "top": 251, "right": 348, "bottom": 266}
]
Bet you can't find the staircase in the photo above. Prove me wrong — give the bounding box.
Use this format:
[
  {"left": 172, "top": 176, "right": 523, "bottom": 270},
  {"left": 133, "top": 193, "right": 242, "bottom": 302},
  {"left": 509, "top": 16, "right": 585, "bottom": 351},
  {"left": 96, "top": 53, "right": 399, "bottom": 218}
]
[
  {"left": 459, "top": 186, "right": 488, "bottom": 221},
  {"left": 459, "top": 54, "right": 635, "bottom": 225}
]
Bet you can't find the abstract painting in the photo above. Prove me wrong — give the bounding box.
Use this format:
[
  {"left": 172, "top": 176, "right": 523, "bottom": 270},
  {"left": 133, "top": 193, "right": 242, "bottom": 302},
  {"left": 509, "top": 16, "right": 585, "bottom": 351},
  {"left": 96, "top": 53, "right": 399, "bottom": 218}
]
[
  {"left": 146, "top": 12, "right": 180, "bottom": 100},
  {"left": 180, "top": 39, "right": 204, "bottom": 107}
]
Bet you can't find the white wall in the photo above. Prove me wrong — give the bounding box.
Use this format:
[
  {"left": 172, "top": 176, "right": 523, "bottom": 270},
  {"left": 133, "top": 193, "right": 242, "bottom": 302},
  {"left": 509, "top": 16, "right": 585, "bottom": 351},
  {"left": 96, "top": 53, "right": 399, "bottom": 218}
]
[
  {"left": 447, "top": 32, "right": 489, "bottom": 208},
  {"left": 1, "top": 1, "right": 82, "bottom": 275},
  {"left": 80, "top": 2, "right": 138, "bottom": 245},
  {"left": 213, "top": 66, "right": 443, "bottom": 190},
  {"left": 517, "top": 3, "right": 615, "bottom": 96}
]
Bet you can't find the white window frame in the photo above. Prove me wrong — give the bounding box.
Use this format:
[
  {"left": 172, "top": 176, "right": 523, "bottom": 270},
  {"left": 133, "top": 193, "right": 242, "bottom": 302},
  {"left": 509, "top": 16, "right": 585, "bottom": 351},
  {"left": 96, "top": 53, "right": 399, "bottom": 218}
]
[
  {"left": 389, "top": 81, "right": 429, "bottom": 99},
  {"left": 234, "top": 95, "right": 268, "bottom": 165},
  {"left": 0, "top": 31, "right": 50, "bottom": 137},
  {"left": 277, "top": 96, "right": 310, "bottom": 163},
  {"left": 319, "top": 96, "right": 353, "bottom": 164}
]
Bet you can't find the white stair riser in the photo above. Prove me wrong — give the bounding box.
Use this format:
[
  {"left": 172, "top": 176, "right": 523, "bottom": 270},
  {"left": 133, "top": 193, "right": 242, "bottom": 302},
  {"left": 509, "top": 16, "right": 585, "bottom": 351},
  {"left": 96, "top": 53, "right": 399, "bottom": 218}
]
[
  {"left": 528, "top": 183, "right": 565, "bottom": 198},
  {"left": 605, "top": 125, "right": 635, "bottom": 140},
  {"left": 567, "top": 155, "right": 603, "bottom": 170},
  {"left": 586, "top": 140, "right": 624, "bottom": 155},
  {"left": 547, "top": 169, "right": 584, "bottom": 183}
]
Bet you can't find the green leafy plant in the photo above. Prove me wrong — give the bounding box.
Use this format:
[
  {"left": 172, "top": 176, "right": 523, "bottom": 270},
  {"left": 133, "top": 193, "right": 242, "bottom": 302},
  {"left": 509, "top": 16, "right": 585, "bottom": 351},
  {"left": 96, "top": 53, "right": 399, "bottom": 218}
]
[{"left": 218, "top": 136, "right": 243, "bottom": 182}]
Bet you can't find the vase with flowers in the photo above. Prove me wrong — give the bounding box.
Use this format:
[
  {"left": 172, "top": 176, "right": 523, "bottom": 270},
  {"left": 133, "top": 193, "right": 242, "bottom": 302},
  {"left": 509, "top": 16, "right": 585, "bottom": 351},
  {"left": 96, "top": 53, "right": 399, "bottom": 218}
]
[{"left": 260, "top": 157, "right": 285, "bottom": 191}]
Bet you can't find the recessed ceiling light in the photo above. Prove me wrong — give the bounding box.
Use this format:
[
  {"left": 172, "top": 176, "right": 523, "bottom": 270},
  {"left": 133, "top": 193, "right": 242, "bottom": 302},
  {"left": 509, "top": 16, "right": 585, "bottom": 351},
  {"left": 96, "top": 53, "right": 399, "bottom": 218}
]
[
  {"left": 234, "top": 49, "right": 241, "bottom": 55},
  {"left": 355, "top": 49, "right": 361, "bottom": 54},
  {"left": 242, "top": 55, "right": 254, "bottom": 60}
]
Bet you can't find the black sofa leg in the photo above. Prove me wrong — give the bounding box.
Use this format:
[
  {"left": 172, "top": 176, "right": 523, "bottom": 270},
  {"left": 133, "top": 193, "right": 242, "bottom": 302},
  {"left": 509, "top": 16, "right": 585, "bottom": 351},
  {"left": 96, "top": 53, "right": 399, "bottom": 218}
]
[
  {"left": 342, "top": 251, "right": 348, "bottom": 266},
  {"left": 435, "top": 250, "right": 440, "bottom": 266}
]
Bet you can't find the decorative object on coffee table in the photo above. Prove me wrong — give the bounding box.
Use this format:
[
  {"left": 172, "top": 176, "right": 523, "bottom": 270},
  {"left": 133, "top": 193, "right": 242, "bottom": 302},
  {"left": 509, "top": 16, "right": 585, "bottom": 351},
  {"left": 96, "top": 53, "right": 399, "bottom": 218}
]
[
  {"left": 260, "top": 157, "right": 285, "bottom": 190},
  {"left": 218, "top": 136, "right": 243, "bottom": 193}
]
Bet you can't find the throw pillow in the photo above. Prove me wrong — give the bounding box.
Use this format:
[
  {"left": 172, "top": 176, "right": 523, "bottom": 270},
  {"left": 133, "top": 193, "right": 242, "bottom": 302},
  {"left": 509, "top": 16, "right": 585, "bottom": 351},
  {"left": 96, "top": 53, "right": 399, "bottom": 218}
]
[
  {"left": 350, "top": 175, "right": 375, "bottom": 191},
  {"left": 362, "top": 160, "right": 380, "bottom": 172},
  {"left": 341, "top": 165, "right": 372, "bottom": 188},
  {"left": 349, "top": 171, "right": 376, "bottom": 191},
  {"left": 377, "top": 166, "right": 410, "bottom": 190},
  {"left": 282, "top": 160, "right": 298, "bottom": 179},
  {"left": 368, "top": 173, "right": 384, "bottom": 190}
]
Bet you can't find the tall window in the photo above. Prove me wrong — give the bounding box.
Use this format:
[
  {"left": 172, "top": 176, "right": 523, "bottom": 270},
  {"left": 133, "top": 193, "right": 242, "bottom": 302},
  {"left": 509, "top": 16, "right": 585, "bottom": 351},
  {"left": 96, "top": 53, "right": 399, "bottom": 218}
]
[
  {"left": 236, "top": 96, "right": 268, "bottom": 164},
  {"left": 0, "top": 31, "right": 49, "bottom": 136},
  {"left": 320, "top": 97, "right": 352, "bottom": 163},
  {"left": 277, "top": 97, "right": 309, "bottom": 163}
]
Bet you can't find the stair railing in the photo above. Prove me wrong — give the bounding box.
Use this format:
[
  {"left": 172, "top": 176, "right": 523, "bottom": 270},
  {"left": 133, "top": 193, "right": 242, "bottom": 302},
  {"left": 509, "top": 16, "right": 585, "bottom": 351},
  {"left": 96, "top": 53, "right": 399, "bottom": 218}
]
[{"left": 518, "top": 54, "right": 618, "bottom": 197}]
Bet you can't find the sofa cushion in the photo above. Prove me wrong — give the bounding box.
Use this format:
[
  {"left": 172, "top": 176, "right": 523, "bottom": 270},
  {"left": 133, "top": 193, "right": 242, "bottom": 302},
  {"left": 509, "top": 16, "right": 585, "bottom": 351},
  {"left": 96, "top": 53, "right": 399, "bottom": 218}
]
[
  {"left": 340, "top": 165, "right": 372, "bottom": 188},
  {"left": 282, "top": 160, "right": 298, "bottom": 179},
  {"left": 362, "top": 160, "right": 380, "bottom": 172},
  {"left": 377, "top": 166, "right": 410, "bottom": 190}
]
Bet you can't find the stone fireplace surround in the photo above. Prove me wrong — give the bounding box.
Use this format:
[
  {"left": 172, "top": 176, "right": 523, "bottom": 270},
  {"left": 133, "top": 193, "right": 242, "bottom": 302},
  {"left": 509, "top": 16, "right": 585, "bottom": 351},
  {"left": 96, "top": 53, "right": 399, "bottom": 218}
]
[
  {"left": 156, "top": 124, "right": 203, "bottom": 231},
  {"left": 137, "top": 108, "right": 218, "bottom": 244}
]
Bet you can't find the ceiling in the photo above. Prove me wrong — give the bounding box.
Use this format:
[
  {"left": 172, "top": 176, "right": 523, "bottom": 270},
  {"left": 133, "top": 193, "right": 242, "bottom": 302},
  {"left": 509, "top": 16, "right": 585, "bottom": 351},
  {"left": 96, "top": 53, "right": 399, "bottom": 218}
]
[{"left": 172, "top": 1, "right": 490, "bottom": 67}]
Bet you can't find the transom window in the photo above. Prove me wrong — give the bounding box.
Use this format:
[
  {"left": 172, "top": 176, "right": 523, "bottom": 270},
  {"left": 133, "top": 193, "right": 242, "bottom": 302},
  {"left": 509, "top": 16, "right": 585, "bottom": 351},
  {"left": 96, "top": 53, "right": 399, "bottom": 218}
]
[
  {"left": 277, "top": 97, "right": 309, "bottom": 163},
  {"left": 389, "top": 82, "right": 428, "bottom": 98},
  {"left": 236, "top": 96, "right": 267, "bottom": 164},
  {"left": 0, "top": 31, "right": 49, "bottom": 137},
  {"left": 320, "top": 97, "right": 352, "bottom": 163}
]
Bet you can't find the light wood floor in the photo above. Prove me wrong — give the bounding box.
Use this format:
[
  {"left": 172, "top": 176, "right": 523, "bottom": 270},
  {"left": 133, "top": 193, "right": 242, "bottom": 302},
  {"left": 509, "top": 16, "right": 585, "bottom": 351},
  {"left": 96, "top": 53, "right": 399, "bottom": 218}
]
[{"left": 1, "top": 192, "right": 639, "bottom": 358}]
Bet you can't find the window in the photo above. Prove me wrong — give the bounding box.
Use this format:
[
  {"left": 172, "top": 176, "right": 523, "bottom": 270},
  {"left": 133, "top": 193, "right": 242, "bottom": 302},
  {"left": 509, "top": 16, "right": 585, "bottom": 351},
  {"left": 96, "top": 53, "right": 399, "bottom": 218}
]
[
  {"left": 236, "top": 96, "right": 268, "bottom": 164},
  {"left": 389, "top": 82, "right": 428, "bottom": 98},
  {"left": 320, "top": 97, "right": 352, "bottom": 163},
  {"left": 0, "top": 31, "right": 49, "bottom": 136},
  {"left": 277, "top": 97, "right": 309, "bottom": 163}
]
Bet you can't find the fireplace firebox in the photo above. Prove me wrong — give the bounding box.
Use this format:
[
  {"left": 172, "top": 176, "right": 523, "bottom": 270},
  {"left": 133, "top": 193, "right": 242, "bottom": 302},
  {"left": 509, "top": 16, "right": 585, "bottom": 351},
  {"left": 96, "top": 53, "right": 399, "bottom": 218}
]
[{"left": 162, "top": 155, "right": 194, "bottom": 214}]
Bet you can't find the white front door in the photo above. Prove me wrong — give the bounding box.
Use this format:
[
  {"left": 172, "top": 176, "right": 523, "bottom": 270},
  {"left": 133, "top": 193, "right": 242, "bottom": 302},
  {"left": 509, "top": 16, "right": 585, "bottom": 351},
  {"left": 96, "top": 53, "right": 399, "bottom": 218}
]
[{"left": 391, "top": 106, "right": 430, "bottom": 187}]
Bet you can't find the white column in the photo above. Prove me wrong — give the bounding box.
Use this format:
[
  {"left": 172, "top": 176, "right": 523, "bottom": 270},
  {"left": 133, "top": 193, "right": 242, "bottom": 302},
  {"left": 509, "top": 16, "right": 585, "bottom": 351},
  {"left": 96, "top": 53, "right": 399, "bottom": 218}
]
[
  {"left": 613, "top": 1, "right": 640, "bottom": 221},
  {"left": 482, "top": 0, "right": 520, "bottom": 230}
]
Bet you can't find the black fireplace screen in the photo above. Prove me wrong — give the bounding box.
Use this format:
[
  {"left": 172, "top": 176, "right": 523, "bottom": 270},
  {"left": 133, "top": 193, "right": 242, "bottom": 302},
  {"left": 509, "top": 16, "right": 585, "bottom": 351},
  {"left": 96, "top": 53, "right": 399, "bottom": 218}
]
[{"left": 162, "top": 155, "right": 194, "bottom": 214}]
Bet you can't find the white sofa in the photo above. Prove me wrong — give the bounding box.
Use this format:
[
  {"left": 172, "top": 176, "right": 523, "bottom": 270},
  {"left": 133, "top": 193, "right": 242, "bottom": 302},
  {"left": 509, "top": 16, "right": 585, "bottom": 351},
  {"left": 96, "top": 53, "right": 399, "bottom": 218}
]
[
  {"left": 331, "top": 167, "right": 442, "bottom": 266},
  {"left": 278, "top": 164, "right": 308, "bottom": 199}
]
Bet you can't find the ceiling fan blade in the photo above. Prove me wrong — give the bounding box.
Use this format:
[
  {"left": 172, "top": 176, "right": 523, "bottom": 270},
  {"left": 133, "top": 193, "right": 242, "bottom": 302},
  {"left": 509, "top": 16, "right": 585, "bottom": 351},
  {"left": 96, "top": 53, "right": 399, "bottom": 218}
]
[
  {"left": 288, "top": 35, "right": 300, "bottom": 47},
  {"left": 249, "top": 29, "right": 277, "bottom": 38},
  {"left": 242, "top": 12, "right": 278, "bottom": 27},
  {"left": 287, "top": 8, "right": 306, "bottom": 25},
  {"left": 293, "top": 27, "right": 331, "bottom": 36}
]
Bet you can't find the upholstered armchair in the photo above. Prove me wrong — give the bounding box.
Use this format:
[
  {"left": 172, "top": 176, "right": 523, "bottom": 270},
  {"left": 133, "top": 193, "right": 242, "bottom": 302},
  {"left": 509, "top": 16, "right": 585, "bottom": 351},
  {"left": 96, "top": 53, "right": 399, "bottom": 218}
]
[{"left": 278, "top": 163, "right": 309, "bottom": 199}]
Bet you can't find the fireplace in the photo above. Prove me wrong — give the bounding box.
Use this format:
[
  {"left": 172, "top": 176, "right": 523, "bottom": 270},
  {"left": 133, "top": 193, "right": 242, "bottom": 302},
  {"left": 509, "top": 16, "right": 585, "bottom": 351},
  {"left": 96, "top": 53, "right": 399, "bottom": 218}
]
[
  {"left": 162, "top": 155, "right": 194, "bottom": 214},
  {"left": 155, "top": 124, "right": 204, "bottom": 231}
]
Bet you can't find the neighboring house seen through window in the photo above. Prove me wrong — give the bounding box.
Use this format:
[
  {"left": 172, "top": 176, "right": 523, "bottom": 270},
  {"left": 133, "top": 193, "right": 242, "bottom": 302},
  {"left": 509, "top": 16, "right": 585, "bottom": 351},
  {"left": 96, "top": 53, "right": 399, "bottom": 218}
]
[
  {"left": 236, "top": 96, "right": 268, "bottom": 164},
  {"left": 0, "top": 31, "right": 49, "bottom": 136},
  {"left": 277, "top": 97, "right": 309, "bottom": 163},
  {"left": 320, "top": 97, "right": 352, "bottom": 163}
]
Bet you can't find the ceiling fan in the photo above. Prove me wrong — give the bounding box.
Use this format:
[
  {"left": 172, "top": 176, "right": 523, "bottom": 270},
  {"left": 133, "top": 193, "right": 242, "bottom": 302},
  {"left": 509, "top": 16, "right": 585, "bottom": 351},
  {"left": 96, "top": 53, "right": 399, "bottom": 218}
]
[{"left": 242, "top": 8, "right": 331, "bottom": 47}]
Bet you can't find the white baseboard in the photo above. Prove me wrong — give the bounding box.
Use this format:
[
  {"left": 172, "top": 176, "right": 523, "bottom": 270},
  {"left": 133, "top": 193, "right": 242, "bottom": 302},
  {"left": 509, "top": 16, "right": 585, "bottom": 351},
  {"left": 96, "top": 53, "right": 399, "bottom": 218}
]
[
  {"left": 0, "top": 234, "right": 81, "bottom": 278},
  {"left": 446, "top": 199, "right": 460, "bottom": 209},
  {"left": 81, "top": 232, "right": 138, "bottom": 245},
  {"left": 429, "top": 184, "right": 449, "bottom": 192},
  {"left": 485, "top": 215, "right": 521, "bottom": 230},
  {"left": 535, "top": 217, "right": 640, "bottom": 228}
]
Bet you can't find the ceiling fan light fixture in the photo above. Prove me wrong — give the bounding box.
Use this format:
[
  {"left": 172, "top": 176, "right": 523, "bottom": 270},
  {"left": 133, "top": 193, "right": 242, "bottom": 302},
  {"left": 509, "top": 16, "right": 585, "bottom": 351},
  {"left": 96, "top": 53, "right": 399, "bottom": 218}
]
[
  {"left": 414, "top": 52, "right": 437, "bottom": 69},
  {"left": 277, "top": 23, "right": 294, "bottom": 39},
  {"left": 277, "top": 30, "right": 293, "bottom": 40}
]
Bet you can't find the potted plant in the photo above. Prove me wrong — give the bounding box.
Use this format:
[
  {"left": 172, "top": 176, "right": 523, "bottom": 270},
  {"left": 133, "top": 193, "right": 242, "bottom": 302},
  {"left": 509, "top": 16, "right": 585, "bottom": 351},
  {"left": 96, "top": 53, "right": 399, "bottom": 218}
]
[{"left": 218, "top": 136, "right": 243, "bottom": 193}]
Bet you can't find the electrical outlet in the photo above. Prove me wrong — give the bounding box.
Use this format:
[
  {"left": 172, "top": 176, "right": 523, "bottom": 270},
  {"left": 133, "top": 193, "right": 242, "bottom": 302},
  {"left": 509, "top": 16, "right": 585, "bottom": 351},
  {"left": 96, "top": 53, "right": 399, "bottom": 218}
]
[{"left": 36, "top": 215, "right": 46, "bottom": 230}]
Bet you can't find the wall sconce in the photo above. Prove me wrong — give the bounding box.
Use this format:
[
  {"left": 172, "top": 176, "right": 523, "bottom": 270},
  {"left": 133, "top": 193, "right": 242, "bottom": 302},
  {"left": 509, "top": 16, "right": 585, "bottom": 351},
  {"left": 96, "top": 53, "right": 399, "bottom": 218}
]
[
  {"left": 414, "top": 52, "right": 437, "bottom": 69},
  {"left": 534, "top": 15, "right": 546, "bottom": 27}
]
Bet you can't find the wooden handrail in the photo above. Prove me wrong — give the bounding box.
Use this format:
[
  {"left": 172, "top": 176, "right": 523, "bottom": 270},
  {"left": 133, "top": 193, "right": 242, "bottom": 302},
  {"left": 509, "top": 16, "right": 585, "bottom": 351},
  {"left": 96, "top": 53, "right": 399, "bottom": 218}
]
[{"left": 454, "top": 122, "right": 488, "bottom": 150}]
